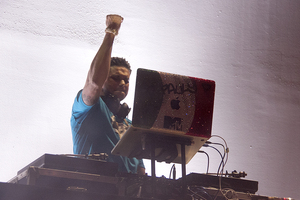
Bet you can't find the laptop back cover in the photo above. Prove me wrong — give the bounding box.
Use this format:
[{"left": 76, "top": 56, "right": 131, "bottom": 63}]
[
  {"left": 132, "top": 68, "right": 215, "bottom": 138},
  {"left": 112, "top": 68, "right": 215, "bottom": 164}
]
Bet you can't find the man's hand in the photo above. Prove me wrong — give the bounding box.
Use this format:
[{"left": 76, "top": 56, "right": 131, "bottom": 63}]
[
  {"left": 137, "top": 166, "right": 146, "bottom": 176},
  {"left": 106, "top": 14, "right": 123, "bottom": 34}
]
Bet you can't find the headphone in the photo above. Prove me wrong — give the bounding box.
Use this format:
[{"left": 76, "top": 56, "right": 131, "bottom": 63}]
[{"left": 101, "top": 93, "right": 131, "bottom": 121}]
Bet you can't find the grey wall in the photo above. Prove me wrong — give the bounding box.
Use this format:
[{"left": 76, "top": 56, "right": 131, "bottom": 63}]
[{"left": 0, "top": 0, "right": 299, "bottom": 199}]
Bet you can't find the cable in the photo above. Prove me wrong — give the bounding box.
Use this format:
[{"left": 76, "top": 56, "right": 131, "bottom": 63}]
[
  {"left": 187, "top": 186, "right": 213, "bottom": 200},
  {"left": 211, "top": 135, "right": 229, "bottom": 169},
  {"left": 189, "top": 186, "right": 212, "bottom": 200},
  {"left": 206, "top": 136, "right": 229, "bottom": 177},
  {"left": 203, "top": 144, "right": 224, "bottom": 176},
  {"left": 169, "top": 164, "right": 176, "bottom": 179},
  {"left": 205, "top": 135, "right": 230, "bottom": 200},
  {"left": 203, "top": 144, "right": 224, "bottom": 200},
  {"left": 207, "top": 142, "right": 226, "bottom": 176},
  {"left": 220, "top": 188, "right": 238, "bottom": 200},
  {"left": 211, "top": 135, "right": 228, "bottom": 149},
  {"left": 197, "top": 150, "right": 210, "bottom": 174}
]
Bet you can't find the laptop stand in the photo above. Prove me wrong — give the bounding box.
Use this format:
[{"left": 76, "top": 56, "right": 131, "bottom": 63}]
[{"left": 142, "top": 133, "right": 192, "bottom": 198}]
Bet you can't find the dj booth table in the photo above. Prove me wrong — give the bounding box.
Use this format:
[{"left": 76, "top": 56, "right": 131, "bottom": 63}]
[
  {"left": 0, "top": 180, "right": 286, "bottom": 200},
  {"left": 3, "top": 154, "right": 290, "bottom": 200},
  {"left": 0, "top": 182, "right": 149, "bottom": 200}
]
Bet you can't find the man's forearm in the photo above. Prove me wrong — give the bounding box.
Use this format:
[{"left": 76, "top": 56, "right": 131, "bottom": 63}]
[
  {"left": 89, "top": 33, "right": 115, "bottom": 85},
  {"left": 83, "top": 33, "right": 115, "bottom": 106},
  {"left": 82, "top": 15, "right": 123, "bottom": 106}
]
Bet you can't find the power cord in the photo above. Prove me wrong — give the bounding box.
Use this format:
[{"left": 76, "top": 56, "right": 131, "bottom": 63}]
[
  {"left": 203, "top": 143, "right": 225, "bottom": 176},
  {"left": 169, "top": 164, "right": 176, "bottom": 179},
  {"left": 203, "top": 135, "right": 229, "bottom": 200},
  {"left": 197, "top": 150, "right": 210, "bottom": 174}
]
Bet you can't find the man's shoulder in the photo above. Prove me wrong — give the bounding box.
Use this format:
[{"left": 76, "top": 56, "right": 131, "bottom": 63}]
[
  {"left": 72, "top": 90, "right": 106, "bottom": 112},
  {"left": 71, "top": 90, "right": 110, "bottom": 124}
]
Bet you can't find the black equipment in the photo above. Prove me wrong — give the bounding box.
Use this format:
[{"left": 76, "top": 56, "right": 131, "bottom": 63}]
[
  {"left": 5, "top": 154, "right": 268, "bottom": 200},
  {"left": 184, "top": 173, "right": 258, "bottom": 194},
  {"left": 15, "top": 153, "right": 118, "bottom": 177},
  {"left": 8, "top": 154, "right": 120, "bottom": 196}
]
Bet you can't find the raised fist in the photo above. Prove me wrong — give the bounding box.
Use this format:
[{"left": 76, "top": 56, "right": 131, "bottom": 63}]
[{"left": 106, "top": 14, "right": 123, "bottom": 33}]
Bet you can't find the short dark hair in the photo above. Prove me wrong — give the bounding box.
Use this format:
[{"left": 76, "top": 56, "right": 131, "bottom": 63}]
[{"left": 110, "top": 57, "right": 131, "bottom": 73}]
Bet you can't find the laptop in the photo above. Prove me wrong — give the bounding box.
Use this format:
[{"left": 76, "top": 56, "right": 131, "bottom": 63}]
[{"left": 111, "top": 68, "right": 215, "bottom": 164}]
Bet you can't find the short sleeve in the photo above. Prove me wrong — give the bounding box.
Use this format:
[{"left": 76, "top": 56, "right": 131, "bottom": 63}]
[{"left": 71, "top": 90, "right": 94, "bottom": 133}]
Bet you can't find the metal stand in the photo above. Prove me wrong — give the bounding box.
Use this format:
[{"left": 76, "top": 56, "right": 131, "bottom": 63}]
[
  {"left": 151, "top": 141, "right": 156, "bottom": 197},
  {"left": 181, "top": 143, "right": 187, "bottom": 198},
  {"left": 146, "top": 134, "right": 192, "bottom": 198}
]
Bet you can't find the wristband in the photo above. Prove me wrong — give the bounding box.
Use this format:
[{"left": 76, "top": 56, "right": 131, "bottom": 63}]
[{"left": 105, "top": 27, "right": 118, "bottom": 35}]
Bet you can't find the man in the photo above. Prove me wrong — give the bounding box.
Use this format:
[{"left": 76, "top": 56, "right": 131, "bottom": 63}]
[{"left": 71, "top": 15, "right": 145, "bottom": 175}]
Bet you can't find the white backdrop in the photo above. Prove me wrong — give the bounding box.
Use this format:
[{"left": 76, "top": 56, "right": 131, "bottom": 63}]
[{"left": 0, "top": 1, "right": 300, "bottom": 199}]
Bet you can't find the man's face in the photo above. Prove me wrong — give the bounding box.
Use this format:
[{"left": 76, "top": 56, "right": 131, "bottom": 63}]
[{"left": 103, "top": 66, "right": 130, "bottom": 101}]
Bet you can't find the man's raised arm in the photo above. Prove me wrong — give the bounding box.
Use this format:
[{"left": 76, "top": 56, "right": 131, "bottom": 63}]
[{"left": 82, "top": 15, "right": 123, "bottom": 106}]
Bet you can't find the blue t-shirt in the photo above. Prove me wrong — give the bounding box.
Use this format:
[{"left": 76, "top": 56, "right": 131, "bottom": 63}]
[{"left": 71, "top": 90, "right": 144, "bottom": 174}]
